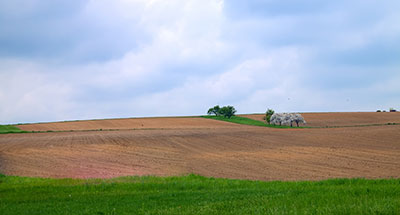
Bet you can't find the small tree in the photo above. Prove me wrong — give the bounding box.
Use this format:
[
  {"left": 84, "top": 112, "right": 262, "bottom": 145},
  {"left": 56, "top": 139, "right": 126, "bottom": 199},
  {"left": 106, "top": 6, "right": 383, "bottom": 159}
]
[
  {"left": 292, "top": 114, "right": 306, "bottom": 127},
  {"left": 220, "top": 106, "right": 236, "bottom": 118},
  {"left": 283, "top": 113, "right": 293, "bottom": 127},
  {"left": 270, "top": 113, "right": 306, "bottom": 127},
  {"left": 270, "top": 113, "right": 283, "bottom": 126},
  {"left": 207, "top": 105, "right": 221, "bottom": 116},
  {"left": 265, "top": 108, "right": 275, "bottom": 124}
]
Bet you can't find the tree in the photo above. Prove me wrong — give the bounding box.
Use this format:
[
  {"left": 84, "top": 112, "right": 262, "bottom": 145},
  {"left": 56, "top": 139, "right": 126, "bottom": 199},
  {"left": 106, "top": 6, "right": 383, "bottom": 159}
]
[
  {"left": 270, "top": 113, "right": 283, "bottom": 126},
  {"left": 265, "top": 108, "right": 275, "bottom": 124},
  {"left": 270, "top": 113, "right": 306, "bottom": 127},
  {"left": 220, "top": 106, "right": 236, "bottom": 118},
  {"left": 283, "top": 113, "right": 293, "bottom": 127},
  {"left": 292, "top": 114, "right": 306, "bottom": 127},
  {"left": 207, "top": 105, "right": 236, "bottom": 118},
  {"left": 207, "top": 105, "right": 221, "bottom": 116}
]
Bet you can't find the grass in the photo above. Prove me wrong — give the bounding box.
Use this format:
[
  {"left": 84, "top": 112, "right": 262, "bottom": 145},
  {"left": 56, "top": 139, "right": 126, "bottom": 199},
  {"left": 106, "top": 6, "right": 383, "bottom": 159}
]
[
  {"left": 0, "top": 174, "right": 399, "bottom": 214},
  {"left": 202, "top": 115, "right": 296, "bottom": 128},
  {"left": 0, "top": 125, "right": 29, "bottom": 134}
]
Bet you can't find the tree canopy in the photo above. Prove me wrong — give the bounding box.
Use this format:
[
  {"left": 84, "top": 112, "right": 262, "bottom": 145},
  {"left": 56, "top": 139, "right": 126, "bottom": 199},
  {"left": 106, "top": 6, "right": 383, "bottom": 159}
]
[
  {"left": 207, "top": 105, "right": 221, "bottom": 116},
  {"left": 270, "top": 113, "right": 306, "bottom": 127},
  {"left": 207, "top": 105, "right": 236, "bottom": 118}
]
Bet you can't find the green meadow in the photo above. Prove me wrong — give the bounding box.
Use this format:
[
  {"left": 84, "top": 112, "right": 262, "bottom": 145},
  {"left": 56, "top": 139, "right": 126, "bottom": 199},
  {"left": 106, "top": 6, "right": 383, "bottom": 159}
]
[
  {"left": 0, "top": 125, "right": 28, "bottom": 134},
  {"left": 201, "top": 115, "right": 296, "bottom": 128},
  {"left": 1, "top": 174, "right": 399, "bottom": 215}
]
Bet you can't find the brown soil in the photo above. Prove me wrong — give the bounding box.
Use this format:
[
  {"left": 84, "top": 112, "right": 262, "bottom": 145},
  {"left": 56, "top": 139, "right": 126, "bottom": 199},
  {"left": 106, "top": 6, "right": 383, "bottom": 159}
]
[
  {"left": 16, "top": 117, "right": 239, "bottom": 132},
  {"left": 1, "top": 114, "right": 400, "bottom": 181},
  {"left": 241, "top": 112, "right": 400, "bottom": 127}
]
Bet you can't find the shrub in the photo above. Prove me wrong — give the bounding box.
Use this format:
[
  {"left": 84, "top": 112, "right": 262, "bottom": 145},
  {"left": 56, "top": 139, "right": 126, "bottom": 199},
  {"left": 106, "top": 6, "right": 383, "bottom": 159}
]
[{"left": 265, "top": 108, "right": 275, "bottom": 124}]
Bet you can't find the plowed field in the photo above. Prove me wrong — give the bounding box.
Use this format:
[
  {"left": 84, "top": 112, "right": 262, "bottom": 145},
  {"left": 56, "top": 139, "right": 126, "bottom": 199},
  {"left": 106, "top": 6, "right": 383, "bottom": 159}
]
[
  {"left": 16, "top": 117, "right": 239, "bottom": 131},
  {"left": 241, "top": 112, "right": 400, "bottom": 127},
  {"left": 1, "top": 113, "right": 400, "bottom": 181}
]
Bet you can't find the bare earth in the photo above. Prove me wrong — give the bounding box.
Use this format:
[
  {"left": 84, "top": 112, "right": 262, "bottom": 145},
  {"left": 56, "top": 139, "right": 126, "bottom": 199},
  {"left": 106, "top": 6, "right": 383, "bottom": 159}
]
[
  {"left": 16, "top": 117, "right": 240, "bottom": 132},
  {"left": 1, "top": 113, "right": 400, "bottom": 181}
]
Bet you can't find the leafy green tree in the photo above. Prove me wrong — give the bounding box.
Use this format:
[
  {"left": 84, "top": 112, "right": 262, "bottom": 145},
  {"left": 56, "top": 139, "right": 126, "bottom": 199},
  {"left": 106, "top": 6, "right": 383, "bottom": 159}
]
[
  {"left": 220, "top": 106, "right": 236, "bottom": 118},
  {"left": 265, "top": 108, "right": 275, "bottom": 124},
  {"left": 207, "top": 105, "right": 221, "bottom": 116}
]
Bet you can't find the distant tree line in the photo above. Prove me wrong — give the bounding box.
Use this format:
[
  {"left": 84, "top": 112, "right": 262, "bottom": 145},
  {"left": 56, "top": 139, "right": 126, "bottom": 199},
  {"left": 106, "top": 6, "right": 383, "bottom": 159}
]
[{"left": 377, "top": 108, "right": 397, "bottom": 112}]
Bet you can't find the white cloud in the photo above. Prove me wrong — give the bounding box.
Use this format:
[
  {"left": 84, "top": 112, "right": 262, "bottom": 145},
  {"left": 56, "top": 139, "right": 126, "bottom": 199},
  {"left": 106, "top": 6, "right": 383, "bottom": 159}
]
[
  {"left": 125, "top": 47, "right": 306, "bottom": 116},
  {"left": 0, "top": 0, "right": 231, "bottom": 123},
  {"left": 0, "top": 0, "right": 399, "bottom": 123},
  {"left": 0, "top": 59, "right": 78, "bottom": 123}
]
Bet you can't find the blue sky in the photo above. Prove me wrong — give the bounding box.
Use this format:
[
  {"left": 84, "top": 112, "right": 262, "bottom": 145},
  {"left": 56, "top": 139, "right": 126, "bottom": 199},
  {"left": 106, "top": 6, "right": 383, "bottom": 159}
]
[{"left": 0, "top": 0, "right": 399, "bottom": 124}]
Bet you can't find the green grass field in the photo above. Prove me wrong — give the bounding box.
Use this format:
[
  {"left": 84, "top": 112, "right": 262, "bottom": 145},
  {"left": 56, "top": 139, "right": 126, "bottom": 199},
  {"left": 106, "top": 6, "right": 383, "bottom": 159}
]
[
  {"left": 201, "top": 115, "right": 297, "bottom": 128},
  {"left": 0, "top": 125, "right": 28, "bottom": 134},
  {"left": 1, "top": 174, "right": 399, "bottom": 214}
]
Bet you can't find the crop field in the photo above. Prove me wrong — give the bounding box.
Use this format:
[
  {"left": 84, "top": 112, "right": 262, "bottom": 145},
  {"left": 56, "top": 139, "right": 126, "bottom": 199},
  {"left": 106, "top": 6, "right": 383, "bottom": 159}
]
[
  {"left": 15, "top": 116, "right": 240, "bottom": 132},
  {"left": 1, "top": 112, "right": 400, "bottom": 214},
  {"left": 1, "top": 112, "right": 399, "bottom": 180}
]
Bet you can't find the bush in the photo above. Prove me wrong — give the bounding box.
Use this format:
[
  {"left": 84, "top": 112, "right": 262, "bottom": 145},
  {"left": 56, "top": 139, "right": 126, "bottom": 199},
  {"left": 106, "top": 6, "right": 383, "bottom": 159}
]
[{"left": 265, "top": 108, "right": 275, "bottom": 124}]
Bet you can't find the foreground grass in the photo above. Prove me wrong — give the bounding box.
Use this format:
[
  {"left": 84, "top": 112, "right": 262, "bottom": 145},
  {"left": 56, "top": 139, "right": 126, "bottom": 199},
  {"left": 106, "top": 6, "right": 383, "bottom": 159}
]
[
  {"left": 0, "top": 125, "right": 29, "bottom": 134},
  {"left": 1, "top": 174, "right": 399, "bottom": 215},
  {"left": 202, "top": 115, "right": 296, "bottom": 128}
]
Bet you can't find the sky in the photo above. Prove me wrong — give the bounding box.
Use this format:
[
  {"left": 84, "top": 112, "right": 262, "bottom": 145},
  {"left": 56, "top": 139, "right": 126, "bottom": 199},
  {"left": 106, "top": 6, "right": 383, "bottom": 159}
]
[{"left": 0, "top": 0, "right": 399, "bottom": 124}]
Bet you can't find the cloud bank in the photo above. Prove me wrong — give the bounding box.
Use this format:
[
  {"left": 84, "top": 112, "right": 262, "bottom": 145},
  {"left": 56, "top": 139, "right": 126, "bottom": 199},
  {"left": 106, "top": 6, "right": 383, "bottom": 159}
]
[{"left": 0, "top": 0, "right": 399, "bottom": 124}]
